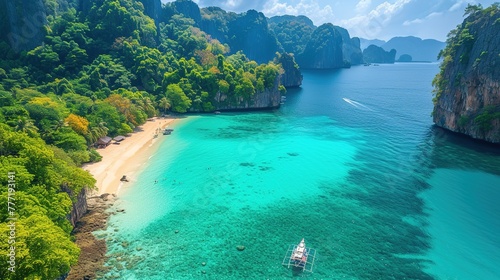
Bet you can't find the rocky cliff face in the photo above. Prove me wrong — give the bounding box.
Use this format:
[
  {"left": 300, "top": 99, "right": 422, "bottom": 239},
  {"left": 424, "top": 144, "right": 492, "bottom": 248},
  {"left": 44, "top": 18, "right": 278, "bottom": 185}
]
[
  {"left": 200, "top": 7, "right": 233, "bottom": 44},
  {"left": 199, "top": 7, "right": 281, "bottom": 63},
  {"left": 164, "top": 0, "right": 201, "bottom": 25},
  {"left": 226, "top": 10, "right": 281, "bottom": 63},
  {"left": 1, "top": 0, "right": 47, "bottom": 52},
  {"left": 333, "top": 26, "right": 363, "bottom": 65},
  {"left": 62, "top": 186, "right": 88, "bottom": 227},
  {"left": 214, "top": 75, "right": 281, "bottom": 110},
  {"left": 432, "top": 6, "right": 500, "bottom": 143},
  {"left": 363, "top": 45, "right": 396, "bottom": 64},
  {"left": 297, "top": 23, "right": 345, "bottom": 69},
  {"left": 277, "top": 52, "right": 302, "bottom": 88},
  {"left": 140, "top": 0, "right": 162, "bottom": 25},
  {"left": 267, "top": 15, "right": 315, "bottom": 56}
]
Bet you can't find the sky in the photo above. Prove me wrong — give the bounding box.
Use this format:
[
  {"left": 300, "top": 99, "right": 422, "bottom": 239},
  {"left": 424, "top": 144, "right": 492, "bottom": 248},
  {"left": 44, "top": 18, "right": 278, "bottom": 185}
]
[{"left": 160, "top": 0, "right": 497, "bottom": 41}]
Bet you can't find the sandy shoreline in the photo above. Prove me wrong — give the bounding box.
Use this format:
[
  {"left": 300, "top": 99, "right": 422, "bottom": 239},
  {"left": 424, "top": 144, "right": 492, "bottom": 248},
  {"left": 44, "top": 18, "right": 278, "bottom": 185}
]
[{"left": 83, "top": 117, "right": 176, "bottom": 196}]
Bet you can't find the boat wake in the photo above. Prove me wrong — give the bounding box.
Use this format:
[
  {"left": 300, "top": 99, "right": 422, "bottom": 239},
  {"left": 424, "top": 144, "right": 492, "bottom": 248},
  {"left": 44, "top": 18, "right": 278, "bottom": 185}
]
[{"left": 342, "top": 98, "right": 373, "bottom": 111}]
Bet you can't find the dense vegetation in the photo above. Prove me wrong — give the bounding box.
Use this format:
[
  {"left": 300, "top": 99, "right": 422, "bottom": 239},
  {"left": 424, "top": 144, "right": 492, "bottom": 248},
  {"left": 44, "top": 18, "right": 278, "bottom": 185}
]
[
  {"left": 433, "top": 3, "right": 500, "bottom": 103},
  {"left": 0, "top": 0, "right": 284, "bottom": 278},
  {"left": 268, "top": 15, "right": 315, "bottom": 56},
  {"left": 0, "top": 124, "right": 95, "bottom": 279}
]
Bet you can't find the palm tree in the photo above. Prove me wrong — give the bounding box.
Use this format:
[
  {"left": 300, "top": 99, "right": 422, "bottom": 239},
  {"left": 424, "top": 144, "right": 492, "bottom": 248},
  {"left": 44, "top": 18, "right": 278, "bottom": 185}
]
[
  {"left": 86, "top": 122, "right": 109, "bottom": 146},
  {"left": 15, "top": 117, "right": 39, "bottom": 137},
  {"left": 51, "top": 118, "right": 67, "bottom": 131},
  {"left": 137, "top": 96, "right": 156, "bottom": 117},
  {"left": 158, "top": 96, "right": 171, "bottom": 114}
]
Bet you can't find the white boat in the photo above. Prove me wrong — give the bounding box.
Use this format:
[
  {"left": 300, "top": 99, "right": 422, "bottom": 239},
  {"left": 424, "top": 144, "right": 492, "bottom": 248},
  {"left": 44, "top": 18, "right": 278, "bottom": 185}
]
[
  {"left": 282, "top": 238, "right": 316, "bottom": 272},
  {"left": 291, "top": 238, "right": 308, "bottom": 266}
]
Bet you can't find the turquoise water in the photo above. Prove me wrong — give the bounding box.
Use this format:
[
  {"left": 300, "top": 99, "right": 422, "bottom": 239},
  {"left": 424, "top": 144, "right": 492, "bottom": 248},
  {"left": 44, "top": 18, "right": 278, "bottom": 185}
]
[{"left": 98, "top": 63, "right": 500, "bottom": 279}]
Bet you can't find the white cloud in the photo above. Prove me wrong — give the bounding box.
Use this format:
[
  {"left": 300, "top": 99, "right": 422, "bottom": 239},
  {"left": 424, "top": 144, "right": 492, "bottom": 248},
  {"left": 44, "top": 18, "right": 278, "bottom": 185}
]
[
  {"left": 449, "top": 0, "right": 466, "bottom": 12},
  {"left": 448, "top": 0, "right": 480, "bottom": 12},
  {"left": 262, "top": 0, "right": 335, "bottom": 25},
  {"left": 340, "top": 0, "right": 413, "bottom": 38},
  {"left": 356, "top": 0, "right": 372, "bottom": 12},
  {"left": 403, "top": 11, "right": 442, "bottom": 26}
]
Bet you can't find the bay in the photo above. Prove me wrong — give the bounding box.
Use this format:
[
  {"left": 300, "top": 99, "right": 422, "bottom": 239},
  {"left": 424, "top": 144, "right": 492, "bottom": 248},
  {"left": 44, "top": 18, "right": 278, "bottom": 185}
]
[{"left": 98, "top": 63, "right": 500, "bottom": 279}]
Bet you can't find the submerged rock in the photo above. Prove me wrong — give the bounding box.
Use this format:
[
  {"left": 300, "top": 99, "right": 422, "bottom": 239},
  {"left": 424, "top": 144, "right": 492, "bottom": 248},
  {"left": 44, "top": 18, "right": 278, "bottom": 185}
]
[{"left": 236, "top": 245, "right": 246, "bottom": 251}]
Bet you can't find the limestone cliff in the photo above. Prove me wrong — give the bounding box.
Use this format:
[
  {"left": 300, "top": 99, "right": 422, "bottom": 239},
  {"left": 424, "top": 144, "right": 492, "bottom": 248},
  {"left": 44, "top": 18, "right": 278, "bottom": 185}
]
[
  {"left": 296, "top": 23, "right": 345, "bottom": 69},
  {"left": 214, "top": 75, "right": 281, "bottom": 110},
  {"left": 363, "top": 45, "right": 396, "bottom": 64},
  {"left": 1, "top": 0, "right": 47, "bottom": 52},
  {"left": 200, "top": 7, "right": 233, "bottom": 44},
  {"left": 199, "top": 7, "right": 281, "bottom": 63},
  {"left": 276, "top": 52, "right": 302, "bottom": 88},
  {"left": 140, "top": 0, "right": 162, "bottom": 26},
  {"left": 432, "top": 5, "right": 500, "bottom": 143},
  {"left": 62, "top": 186, "right": 88, "bottom": 227},
  {"left": 163, "top": 0, "right": 201, "bottom": 25},
  {"left": 333, "top": 26, "right": 363, "bottom": 65},
  {"left": 226, "top": 10, "right": 281, "bottom": 63},
  {"left": 267, "top": 15, "right": 315, "bottom": 56}
]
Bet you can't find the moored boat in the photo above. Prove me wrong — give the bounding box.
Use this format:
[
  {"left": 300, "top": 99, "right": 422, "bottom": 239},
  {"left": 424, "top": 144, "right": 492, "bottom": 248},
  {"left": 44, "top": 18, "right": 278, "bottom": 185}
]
[
  {"left": 290, "top": 238, "right": 308, "bottom": 267},
  {"left": 282, "top": 238, "right": 316, "bottom": 273}
]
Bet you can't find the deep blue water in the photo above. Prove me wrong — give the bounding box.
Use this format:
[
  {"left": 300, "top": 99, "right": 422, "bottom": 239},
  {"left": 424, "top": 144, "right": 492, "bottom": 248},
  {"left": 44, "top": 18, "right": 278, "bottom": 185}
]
[{"left": 99, "top": 63, "right": 500, "bottom": 279}]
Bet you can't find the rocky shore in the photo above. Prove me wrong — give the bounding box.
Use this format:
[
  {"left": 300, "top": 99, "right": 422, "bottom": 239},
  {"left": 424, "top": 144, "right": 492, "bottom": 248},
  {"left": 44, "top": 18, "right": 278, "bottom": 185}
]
[{"left": 66, "top": 194, "right": 116, "bottom": 280}]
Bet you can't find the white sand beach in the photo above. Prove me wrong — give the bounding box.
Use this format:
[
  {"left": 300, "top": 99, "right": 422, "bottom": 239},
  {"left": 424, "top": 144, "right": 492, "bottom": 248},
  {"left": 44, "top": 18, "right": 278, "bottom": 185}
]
[{"left": 83, "top": 117, "right": 176, "bottom": 195}]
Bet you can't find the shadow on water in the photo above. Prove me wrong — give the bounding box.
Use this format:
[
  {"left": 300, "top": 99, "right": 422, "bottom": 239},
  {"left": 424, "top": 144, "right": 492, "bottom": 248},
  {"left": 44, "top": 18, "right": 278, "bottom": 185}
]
[
  {"left": 422, "top": 126, "right": 500, "bottom": 175},
  {"left": 337, "top": 122, "right": 500, "bottom": 279}
]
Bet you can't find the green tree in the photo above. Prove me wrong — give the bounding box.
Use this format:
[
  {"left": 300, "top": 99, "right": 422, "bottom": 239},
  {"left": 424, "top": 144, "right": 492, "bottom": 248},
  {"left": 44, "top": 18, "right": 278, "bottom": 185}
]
[
  {"left": 158, "top": 96, "right": 172, "bottom": 114},
  {"left": 166, "top": 84, "right": 191, "bottom": 113},
  {"left": 0, "top": 215, "right": 80, "bottom": 279},
  {"left": 14, "top": 117, "right": 39, "bottom": 137}
]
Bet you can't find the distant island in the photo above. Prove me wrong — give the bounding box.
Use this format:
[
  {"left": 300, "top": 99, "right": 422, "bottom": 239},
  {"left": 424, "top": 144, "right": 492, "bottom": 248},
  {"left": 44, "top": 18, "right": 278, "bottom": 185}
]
[{"left": 360, "top": 36, "right": 445, "bottom": 62}]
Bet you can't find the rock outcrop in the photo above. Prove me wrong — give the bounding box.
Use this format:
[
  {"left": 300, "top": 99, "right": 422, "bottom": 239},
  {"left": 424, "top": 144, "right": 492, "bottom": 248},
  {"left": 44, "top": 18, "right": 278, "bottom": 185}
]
[
  {"left": 199, "top": 7, "right": 281, "bottom": 63},
  {"left": 1, "top": 0, "right": 47, "bottom": 52},
  {"left": 214, "top": 75, "right": 281, "bottom": 110},
  {"left": 432, "top": 5, "right": 500, "bottom": 143},
  {"left": 226, "top": 10, "right": 281, "bottom": 63},
  {"left": 397, "top": 54, "right": 413, "bottom": 62},
  {"left": 67, "top": 194, "right": 116, "bottom": 280},
  {"left": 140, "top": 0, "right": 162, "bottom": 26},
  {"left": 200, "top": 7, "right": 232, "bottom": 44},
  {"left": 269, "top": 16, "right": 362, "bottom": 68},
  {"left": 268, "top": 15, "right": 315, "bottom": 56},
  {"left": 276, "top": 52, "right": 302, "bottom": 88},
  {"left": 296, "top": 23, "right": 345, "bottom": 69},
  {"left": 363, "top": 45, "right": 396, "bottom": 64},
  {"left": 163, "top": 0, "right": 202, "bottom": 25},
  {"left": 63, "top": 187, "right": 89, "bottom": 227},
  {"left": 333, "top": 26, "right": 363, "bottom": 65}
]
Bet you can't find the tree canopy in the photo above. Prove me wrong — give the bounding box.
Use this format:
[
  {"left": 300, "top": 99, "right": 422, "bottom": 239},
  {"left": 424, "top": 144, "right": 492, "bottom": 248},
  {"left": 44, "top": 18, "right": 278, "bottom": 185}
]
[{"left": 0, "top": 1, "right": 285, "bottom": 277}]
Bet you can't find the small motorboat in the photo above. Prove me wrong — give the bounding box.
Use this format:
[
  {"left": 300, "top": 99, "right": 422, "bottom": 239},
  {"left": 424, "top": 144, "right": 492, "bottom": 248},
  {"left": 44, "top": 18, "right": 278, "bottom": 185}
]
[{"left": 163, "top": 128, "right": 174, "bottom": 135}]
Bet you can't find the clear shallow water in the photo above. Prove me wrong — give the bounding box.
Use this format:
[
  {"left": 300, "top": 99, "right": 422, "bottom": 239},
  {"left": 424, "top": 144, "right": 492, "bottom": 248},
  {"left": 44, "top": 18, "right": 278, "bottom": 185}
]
[{"left": 98, "top": 63, "right": 500, "bottom": 279}]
